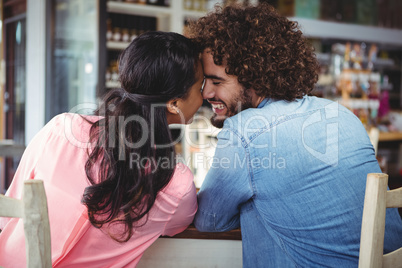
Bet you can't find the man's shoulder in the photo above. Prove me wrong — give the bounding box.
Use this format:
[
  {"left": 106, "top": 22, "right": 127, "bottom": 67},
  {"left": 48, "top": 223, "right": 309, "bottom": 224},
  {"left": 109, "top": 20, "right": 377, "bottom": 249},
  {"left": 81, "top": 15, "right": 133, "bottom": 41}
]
[
  {"left": 220, "top": 96, "right": 354, "bottom": 140},
  {"left": 220, "top": 96, "right": 311, "bottom": 131}
]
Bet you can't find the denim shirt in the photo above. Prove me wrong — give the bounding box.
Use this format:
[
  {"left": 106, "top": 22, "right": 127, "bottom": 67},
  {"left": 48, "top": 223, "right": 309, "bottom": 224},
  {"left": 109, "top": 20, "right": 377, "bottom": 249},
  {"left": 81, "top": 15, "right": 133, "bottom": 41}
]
[{"left": 195, "top": 96, "right": 402, "bottom": 267}]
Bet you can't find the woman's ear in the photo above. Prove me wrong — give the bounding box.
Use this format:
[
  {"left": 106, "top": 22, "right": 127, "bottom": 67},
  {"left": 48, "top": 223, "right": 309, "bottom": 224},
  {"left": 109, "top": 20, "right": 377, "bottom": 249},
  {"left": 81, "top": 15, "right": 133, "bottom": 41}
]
[{"left": 166, "top": 99, "right": 180, "bottom": 115}]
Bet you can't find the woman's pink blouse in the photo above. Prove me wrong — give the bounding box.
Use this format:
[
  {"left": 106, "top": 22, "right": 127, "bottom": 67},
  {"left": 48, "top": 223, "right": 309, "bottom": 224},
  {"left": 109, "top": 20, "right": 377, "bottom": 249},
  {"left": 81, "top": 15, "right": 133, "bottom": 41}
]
[{"left": 0, "top": 113, "right": 198, "bottom": 267}]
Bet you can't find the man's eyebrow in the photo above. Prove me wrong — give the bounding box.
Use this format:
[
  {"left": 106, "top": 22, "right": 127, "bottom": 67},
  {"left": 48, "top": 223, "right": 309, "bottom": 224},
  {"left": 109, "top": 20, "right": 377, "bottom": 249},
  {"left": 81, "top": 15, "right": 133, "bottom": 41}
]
[{"left": 204, "top": 74, "right": 225, "bottom": 80}]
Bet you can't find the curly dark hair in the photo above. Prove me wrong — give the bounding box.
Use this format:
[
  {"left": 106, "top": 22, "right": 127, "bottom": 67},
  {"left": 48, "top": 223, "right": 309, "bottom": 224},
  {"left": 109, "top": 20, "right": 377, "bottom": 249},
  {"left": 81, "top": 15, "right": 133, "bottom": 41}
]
[{"left": 188, "top": 3, "right": 320, "bottom": 101}]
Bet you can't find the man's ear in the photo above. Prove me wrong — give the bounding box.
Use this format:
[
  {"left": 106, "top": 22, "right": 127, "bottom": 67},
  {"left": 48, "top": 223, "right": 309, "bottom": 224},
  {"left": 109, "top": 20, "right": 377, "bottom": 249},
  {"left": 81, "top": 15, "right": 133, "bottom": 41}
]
[{"left": 166, "top": 99, "right": 180, "bottom": 114}]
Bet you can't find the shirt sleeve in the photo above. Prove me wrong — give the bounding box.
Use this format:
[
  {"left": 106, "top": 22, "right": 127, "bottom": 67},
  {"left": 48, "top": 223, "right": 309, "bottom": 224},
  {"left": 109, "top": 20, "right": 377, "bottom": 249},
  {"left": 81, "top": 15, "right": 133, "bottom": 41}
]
[
  {"left": 162, "top": 166, "right": 198, "bottom": 236},
  {"left": 194, "top": 127, "right": 254, "bottom": 232},
  {"left": 0, "top": 118, "right": 53, "bottom": 229}
]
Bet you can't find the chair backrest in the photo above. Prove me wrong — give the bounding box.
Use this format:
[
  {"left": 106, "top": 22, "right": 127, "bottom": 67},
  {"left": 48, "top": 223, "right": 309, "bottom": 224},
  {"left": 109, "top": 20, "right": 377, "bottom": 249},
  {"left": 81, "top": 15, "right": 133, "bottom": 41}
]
[
  {"left": 0, "top": 180, "right": 52, "bottom": 267},
  {"left": 359, "top": 173, "right": 402, "bottom": 268},
  {"left": 368, "top": 127, "right": 379, "bottom": 156}
]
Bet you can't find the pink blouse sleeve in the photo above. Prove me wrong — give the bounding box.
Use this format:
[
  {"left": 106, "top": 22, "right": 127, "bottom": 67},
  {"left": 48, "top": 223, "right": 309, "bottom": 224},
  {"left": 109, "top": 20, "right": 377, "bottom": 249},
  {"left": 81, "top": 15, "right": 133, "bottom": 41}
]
[
  {"left": 162, "top": 165, "right": 198, "bottom": 236},
  {"left": 0, "top": 117, "right": 54, "bottom": 228}
]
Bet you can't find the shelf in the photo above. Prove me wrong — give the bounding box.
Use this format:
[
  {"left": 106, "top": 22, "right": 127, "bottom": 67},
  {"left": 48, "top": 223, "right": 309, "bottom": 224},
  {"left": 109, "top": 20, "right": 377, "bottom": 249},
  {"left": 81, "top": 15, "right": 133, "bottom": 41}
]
[
  {"left": 107, "top": 1, "right": 171, "bottom": 17},
  {"left": 106, "top": 2, "right": 402, "bottom": 46},
  {"left": 107, "top": 41, "right": 130, "bottom": 50},
  {"left": 182, "top": 9, "right": 206, "bottom": 19},
  {"left": 292, "top": 17, "right": 402, "bottom": 46},
  {"left": 106, "top": 81, "right": 121, "bottom": 88}
]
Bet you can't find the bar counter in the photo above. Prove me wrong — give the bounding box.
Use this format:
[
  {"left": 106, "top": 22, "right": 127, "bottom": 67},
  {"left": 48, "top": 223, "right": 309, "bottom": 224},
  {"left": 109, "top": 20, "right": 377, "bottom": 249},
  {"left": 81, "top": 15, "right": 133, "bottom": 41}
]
[
  {"left": 167, "top": 224, "right": 242, "bottom": 240},
  {"left": 138, "top": 225, "right": 243, "bottom": 267}
]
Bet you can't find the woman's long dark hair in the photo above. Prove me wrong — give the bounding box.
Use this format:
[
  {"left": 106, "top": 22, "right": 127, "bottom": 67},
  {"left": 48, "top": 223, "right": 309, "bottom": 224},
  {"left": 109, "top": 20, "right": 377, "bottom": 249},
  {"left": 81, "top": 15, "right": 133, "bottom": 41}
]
[{"left": 82, "top": 31, "right": 200, "bottom": 242}]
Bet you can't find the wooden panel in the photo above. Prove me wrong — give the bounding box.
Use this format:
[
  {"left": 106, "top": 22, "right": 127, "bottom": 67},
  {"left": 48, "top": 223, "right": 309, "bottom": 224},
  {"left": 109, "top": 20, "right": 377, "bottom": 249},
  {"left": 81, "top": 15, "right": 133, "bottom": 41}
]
[{"left": 138, "top": 238, "right": 242, "bottom": 268}]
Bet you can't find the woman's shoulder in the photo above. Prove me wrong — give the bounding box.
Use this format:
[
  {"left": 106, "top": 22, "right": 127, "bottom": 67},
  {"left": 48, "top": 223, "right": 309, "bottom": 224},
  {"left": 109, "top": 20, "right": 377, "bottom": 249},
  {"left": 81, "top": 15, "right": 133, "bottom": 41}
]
[
  {"left": 160, "top": 162, "right": 195, "bottom": 198},
  {"left": 43, "top": 113, "right": 101, "bottom": 143},
  {"left": 47, "top": 113, "right": 100, "bottom": 130},
  {"left": 173, "top": 162, "right": 192, "bottom": 177}
]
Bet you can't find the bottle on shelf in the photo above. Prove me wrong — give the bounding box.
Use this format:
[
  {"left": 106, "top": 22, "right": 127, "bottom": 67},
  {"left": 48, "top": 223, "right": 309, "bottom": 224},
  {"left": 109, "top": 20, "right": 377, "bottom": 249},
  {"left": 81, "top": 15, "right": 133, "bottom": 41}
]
[
  {"left": 112, "top": 27, "right": 122, "bottom": 42},
  {"left": 350, "top": 43, "right": 363, "bottom": 70},
  {"left": 192, "top": 0, "right": 202, "bottom": 11},
  {"left": 184, "top": 0, "right": 193, "bottom": 10},
  {"left": 122, "top": 28, "right": 130, "bottom": 43},
  {"left": 339, "top": 42, "right": 354, "bottom": 102},
  {"left": 106, "top": 19, "right": 113, "bottom": 41},
  {"left": 105, "top": 67, "right": 112, "bottom": 81},
  {"left": 367, "top": 44, "right": 377, "bottom": 70},
  {"left": 110, "top": 60, "right": 119, "bottom": 82},
  {"left": 105, "top": 60, "right": 120, "bottom": 88},
  {"left": 332, "top": 39, "right": 387, "bottom": 130}
]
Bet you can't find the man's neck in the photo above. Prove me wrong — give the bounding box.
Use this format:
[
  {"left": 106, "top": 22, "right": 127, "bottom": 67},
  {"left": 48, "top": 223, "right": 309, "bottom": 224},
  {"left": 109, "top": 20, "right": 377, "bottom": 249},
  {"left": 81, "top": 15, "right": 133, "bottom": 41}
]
[{"left": 250, "top": 89, "right": 265, "bottom": 108}]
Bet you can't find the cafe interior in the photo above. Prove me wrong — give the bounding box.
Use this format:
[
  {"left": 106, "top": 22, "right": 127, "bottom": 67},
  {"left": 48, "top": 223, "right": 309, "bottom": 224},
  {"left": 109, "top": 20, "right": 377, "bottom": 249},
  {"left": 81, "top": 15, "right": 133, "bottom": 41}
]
[{"left": 0, "top": 0, "right": 401, "bottom": 267}]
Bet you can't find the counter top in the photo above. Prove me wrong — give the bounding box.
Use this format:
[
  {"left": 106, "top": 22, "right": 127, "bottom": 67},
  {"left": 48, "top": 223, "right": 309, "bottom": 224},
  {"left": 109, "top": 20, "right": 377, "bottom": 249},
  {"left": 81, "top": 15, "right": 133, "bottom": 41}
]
[
  {"left": 164, "top": 224, "right": 242, "bottom": 240},
  {"left": 379, "top": 132, "right": 402, "bottom": 142}
]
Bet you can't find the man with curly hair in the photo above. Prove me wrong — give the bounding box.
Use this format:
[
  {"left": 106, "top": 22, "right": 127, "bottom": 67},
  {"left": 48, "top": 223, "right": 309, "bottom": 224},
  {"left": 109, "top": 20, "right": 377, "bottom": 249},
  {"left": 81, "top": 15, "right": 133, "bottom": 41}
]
[{"left": 188, "top": 3, "right": 402, "bottom": 267}]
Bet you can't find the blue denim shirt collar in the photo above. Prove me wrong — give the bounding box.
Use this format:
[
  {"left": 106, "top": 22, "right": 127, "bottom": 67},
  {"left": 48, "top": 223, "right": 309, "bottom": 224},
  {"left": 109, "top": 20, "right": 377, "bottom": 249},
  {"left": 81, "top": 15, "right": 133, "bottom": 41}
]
[{"left": 257, "top": 98, "right": 269, "bottom": 108}]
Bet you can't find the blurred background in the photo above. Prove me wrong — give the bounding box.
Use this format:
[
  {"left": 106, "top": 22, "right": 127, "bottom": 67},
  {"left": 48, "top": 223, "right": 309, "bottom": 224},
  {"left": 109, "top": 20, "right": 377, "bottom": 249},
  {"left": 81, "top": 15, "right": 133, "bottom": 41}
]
[{"left": 0, "top": 0, "right": 401, "bottom": 194}]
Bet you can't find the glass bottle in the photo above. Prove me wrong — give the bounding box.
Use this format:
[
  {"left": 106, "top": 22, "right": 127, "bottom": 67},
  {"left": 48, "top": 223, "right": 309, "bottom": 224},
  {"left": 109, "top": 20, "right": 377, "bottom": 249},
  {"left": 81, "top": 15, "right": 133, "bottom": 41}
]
[
  {"left": 122, "top": 28, "right": 130, "bottom": 43},
  {"left": 106, "top": 19, "right": 113, "bottom": 41},
  {"left": 113, "top": 27, "right": 122, "bottom": 42}
]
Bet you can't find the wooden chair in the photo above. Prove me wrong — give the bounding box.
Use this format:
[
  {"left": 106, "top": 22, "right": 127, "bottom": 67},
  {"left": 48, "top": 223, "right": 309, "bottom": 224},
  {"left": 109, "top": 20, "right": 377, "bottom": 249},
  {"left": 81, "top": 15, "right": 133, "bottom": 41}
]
[
  {"left": 368, "top": 127, "right": 379, "bottom": 156},
  {"left": 0, "top": 180, "right": 52, "bottom": 267},
  {"left": 359, "top": 173, "right": 402, "bottom": 268}
]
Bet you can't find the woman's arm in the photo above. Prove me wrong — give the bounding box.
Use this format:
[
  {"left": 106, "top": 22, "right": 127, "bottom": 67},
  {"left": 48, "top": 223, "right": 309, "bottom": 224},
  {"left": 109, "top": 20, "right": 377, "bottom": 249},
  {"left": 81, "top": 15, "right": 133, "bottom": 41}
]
[{"left": 162, "top": 164, "right": 198, "bottom": 236}]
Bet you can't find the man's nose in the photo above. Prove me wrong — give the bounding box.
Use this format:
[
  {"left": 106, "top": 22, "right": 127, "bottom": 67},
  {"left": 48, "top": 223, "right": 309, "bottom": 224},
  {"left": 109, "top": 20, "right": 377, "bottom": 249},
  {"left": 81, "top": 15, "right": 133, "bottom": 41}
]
[{"left": 202, "top": 80, "right": 215, "bottom": 99}]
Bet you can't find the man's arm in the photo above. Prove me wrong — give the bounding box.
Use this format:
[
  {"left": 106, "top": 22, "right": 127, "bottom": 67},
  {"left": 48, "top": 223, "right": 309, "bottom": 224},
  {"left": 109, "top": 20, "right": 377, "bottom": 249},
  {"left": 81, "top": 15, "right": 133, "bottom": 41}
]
[{"left": 194, "top": 128, "right": 253, "bottom": 232}]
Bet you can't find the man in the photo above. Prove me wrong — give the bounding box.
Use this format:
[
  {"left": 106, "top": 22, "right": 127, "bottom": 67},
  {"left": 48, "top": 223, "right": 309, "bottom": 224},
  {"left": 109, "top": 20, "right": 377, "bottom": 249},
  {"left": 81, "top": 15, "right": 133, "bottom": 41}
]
[{"left": 188, "top": 3, "right": 402, "bottom": 267}]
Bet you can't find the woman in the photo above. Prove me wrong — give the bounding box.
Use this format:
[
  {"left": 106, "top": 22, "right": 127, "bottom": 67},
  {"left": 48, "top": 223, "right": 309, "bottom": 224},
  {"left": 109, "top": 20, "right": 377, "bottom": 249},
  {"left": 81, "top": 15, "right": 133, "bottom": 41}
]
[{"left": 0, "top": 31, "right": 204, "bottom": 267}]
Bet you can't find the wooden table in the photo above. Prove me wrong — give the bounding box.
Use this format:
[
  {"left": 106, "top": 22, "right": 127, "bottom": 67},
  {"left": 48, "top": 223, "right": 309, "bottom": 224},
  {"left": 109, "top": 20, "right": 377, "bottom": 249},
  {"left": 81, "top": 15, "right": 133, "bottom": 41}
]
[
  {"left": 166, "top": 224, "right": 241, "bottom": 240},
  {"left": 379, "top": 132, "right": 402, "bottom": 142}
]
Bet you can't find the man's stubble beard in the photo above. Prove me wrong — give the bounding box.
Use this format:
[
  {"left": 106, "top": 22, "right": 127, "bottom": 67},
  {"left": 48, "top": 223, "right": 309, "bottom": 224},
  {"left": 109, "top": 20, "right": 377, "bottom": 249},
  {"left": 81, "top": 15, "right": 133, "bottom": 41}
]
[{"left": 210, "top": 89, "right": 254, "bottom": 129}]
